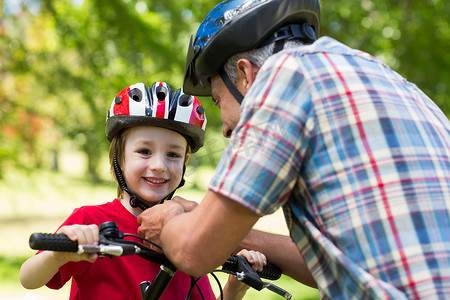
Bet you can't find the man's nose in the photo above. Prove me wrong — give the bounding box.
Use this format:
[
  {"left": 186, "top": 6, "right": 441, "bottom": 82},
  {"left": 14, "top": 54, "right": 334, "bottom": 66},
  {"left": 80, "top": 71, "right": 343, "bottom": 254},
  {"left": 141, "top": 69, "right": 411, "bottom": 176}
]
[{"left": 222, "top": 124, "right": 233, "bottom": 138}]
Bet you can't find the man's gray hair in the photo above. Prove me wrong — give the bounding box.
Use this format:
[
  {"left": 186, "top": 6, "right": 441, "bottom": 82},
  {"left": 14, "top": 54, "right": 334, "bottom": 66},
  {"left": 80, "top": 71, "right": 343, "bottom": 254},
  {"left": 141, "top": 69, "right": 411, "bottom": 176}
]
[{"left": 223, "top": 40, "right": 304, "bottom": 83}]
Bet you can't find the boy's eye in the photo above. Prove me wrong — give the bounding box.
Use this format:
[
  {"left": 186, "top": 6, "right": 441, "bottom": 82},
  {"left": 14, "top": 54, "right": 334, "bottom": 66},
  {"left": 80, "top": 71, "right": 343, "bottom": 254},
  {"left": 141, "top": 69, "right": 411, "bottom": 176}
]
[
  {"left": 138, "top": 149, "right": 151, "bottom": 155},
  {"left": 168, "top": 152, "right": 182, "bottom": 158}
]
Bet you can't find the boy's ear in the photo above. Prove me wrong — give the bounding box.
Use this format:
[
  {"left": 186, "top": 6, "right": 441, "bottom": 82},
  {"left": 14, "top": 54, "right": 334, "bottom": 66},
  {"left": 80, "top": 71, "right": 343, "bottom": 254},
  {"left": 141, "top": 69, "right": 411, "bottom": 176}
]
[{"left": 184, "top": 153, "right": 190, "bottom": 164}]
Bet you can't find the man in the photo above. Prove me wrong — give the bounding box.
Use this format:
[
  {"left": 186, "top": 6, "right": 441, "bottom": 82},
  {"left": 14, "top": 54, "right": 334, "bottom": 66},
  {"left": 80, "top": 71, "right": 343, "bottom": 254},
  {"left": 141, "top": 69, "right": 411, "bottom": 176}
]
[{"left": 138, "top": 0, "right": 450, "bottom": 298}]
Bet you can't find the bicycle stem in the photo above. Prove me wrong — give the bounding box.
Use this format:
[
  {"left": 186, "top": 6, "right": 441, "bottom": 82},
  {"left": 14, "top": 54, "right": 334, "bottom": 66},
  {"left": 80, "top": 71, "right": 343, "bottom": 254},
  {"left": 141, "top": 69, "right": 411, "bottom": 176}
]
[{"left": 140, "top": 264, "right": 178, "bottom": 300}]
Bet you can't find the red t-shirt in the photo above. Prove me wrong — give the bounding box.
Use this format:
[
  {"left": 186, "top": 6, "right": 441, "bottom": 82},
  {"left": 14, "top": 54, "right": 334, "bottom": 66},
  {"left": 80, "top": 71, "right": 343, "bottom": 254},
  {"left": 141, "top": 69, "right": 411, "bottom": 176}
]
[{"left": 40, "top": 199, "right": 216, "bottom": 300}]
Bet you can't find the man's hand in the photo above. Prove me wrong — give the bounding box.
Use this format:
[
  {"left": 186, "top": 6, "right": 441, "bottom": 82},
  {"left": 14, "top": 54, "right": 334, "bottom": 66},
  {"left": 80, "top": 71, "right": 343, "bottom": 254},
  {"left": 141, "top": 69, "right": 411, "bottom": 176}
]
[
  {"left": 171, "top": 196, "right": 199, "bottom": 212},
  {"left": 137, "top": 197, "right": 197, "bottom": 251}
]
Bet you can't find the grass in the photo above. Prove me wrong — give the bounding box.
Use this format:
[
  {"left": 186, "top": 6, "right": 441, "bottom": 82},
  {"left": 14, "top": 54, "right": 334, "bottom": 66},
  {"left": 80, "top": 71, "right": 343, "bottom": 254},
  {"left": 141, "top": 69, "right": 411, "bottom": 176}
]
[
  {"left": 0, "top": 154, "right": 319, "bottom": 299},
  {"left": 0, "top": 255, "right": 26, "bottom": 283}
]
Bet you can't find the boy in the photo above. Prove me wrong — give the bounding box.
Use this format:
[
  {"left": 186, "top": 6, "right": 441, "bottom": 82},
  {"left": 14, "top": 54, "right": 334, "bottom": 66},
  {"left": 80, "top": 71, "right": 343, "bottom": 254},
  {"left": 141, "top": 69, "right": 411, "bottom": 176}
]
[{"left": 20, "top": 82, "right": 266, "bottom": 300}]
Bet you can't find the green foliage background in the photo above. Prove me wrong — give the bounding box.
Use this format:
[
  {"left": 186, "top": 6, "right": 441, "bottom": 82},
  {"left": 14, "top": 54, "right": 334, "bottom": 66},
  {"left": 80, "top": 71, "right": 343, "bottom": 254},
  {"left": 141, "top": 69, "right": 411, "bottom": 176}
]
[{"left": 0, "top": 0, "right": 449, "bottom": 180}]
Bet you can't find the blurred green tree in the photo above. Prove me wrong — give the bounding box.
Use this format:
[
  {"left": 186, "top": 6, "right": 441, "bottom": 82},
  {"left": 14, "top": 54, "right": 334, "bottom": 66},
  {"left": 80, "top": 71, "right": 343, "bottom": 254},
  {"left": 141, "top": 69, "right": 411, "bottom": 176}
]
[
  {"left": 0, "top": 0, "right": 448, "bottom": 182},
  {"left": 0, "top": 0, "right": 219, "bottom": 181}
]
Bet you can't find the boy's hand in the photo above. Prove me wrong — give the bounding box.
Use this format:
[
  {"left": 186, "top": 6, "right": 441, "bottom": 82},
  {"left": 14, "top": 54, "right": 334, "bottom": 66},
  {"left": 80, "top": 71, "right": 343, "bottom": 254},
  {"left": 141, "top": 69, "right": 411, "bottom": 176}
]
[
  {"left": 224, "top": 249, "right": 267, "bottom": 299},
  {"left": 52, "top": 224, "right": 99, "bottom": 263},
  {"left": 238, "top": 249, "right": 267, "bottom": 272}
]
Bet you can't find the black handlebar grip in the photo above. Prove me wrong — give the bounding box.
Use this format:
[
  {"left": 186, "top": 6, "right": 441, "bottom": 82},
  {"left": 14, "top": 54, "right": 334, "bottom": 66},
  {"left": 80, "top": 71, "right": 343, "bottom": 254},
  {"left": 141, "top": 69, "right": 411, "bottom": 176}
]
[
  {"left": 224, "top": 255, "right": 282, "bottom": 280},
  {"left": 29, "top": 233, "right": 78, "bottom": 252},
  {"left": 257, "top": 262, "right": 282, "bottom": 280}
]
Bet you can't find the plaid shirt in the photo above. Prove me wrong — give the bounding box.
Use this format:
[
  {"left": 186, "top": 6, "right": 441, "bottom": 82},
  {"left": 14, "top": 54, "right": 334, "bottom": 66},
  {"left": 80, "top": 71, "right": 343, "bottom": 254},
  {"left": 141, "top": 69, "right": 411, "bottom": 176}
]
[{"left": 209, "top": 37, "right": 450, "bottom": 299}]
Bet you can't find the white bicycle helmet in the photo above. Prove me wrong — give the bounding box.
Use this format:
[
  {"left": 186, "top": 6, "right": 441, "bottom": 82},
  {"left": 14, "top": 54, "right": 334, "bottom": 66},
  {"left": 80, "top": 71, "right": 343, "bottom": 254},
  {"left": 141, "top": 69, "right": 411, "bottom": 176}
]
[{"left": 106, "top": 82, "right": 206, "bottom": 152}]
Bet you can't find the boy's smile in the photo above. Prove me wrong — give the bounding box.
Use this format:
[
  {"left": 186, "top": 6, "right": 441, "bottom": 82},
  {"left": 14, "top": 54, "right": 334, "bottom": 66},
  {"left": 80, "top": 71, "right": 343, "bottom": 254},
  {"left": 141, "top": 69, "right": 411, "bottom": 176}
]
[{"left": 144, "top": 177, "right": 168, "bottom": 185}]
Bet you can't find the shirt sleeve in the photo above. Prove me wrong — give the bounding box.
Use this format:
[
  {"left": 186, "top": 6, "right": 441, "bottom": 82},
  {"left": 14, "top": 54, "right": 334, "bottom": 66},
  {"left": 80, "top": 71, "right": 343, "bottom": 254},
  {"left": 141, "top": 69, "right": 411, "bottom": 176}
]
[
  {"left": 209, "top": 51, "right": 315, "bottom": 216},
  {"left": 44, "top": 207, "right": 93, "bottom": 289}
]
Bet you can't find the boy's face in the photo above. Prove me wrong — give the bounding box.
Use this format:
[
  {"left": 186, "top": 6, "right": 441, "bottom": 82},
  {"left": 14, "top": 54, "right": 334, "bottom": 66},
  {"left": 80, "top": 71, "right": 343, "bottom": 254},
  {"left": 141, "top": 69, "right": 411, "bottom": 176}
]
[{"left": 122, "top": 126, "right": 189, "bottom": 205}]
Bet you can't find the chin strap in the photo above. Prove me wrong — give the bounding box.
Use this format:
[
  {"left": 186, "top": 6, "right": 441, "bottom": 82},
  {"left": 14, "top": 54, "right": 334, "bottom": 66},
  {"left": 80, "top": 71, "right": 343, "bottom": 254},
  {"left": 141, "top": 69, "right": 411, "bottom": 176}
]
[
  {"left": 219, "top": 68, "right": 244, "bottom": 105},
  {"left": 129, "top": 195, "right": 150, "bottom": 211}
]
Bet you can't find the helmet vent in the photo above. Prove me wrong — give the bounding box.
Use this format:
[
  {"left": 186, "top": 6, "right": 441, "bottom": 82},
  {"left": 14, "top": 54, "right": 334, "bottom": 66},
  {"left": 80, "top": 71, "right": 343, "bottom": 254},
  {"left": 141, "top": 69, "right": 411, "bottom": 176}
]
[
  {"left": 128, "top": 88, "right": 143, "bottom": 102},
  {"left": 179, "top": 94, "right": 193, "bottom": 107},
  {"left": 156, "top": 86, "right": 168, "bottom": 101},
  {"left": 196, "top": 106, "right": 205, "bottom": 114}
]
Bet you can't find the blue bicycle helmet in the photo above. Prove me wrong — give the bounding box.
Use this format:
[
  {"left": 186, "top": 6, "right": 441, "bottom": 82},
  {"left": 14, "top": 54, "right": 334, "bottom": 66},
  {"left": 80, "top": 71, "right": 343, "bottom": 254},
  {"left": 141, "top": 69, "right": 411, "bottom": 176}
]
[{"left": 183, "top": 0, "right": 320, "bottom": 97}]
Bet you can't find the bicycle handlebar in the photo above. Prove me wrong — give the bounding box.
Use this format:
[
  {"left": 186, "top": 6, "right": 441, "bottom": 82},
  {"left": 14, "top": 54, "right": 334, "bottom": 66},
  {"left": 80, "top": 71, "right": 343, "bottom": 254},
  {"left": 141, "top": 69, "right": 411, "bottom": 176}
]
[
  {"left": 29, "top": 232, "right": 140, "bottom": 255},
  {"left": 28, "top": 221, "right": 291, "bottom": 299},
  {"left": 28, "top": 232, "right": 281, "bottom": 281},
  {"left": 29, "top": 232, "right": 172, "bottom": 265}
]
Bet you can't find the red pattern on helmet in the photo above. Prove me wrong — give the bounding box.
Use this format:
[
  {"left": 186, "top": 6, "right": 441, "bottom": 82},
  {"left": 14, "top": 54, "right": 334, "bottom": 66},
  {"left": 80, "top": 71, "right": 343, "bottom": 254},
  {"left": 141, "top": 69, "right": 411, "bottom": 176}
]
[
  {"left": 155, "top": 82, "right": 167, "bottom": 119},
  {"left": 190, "top": 96, "right": 206, "bottom": 129},
  {"left": 113, "top": 87, "right": 130, "bottom": 116},
  {"left": 106, "top": 82, "right": 206, "bottom": 152}
]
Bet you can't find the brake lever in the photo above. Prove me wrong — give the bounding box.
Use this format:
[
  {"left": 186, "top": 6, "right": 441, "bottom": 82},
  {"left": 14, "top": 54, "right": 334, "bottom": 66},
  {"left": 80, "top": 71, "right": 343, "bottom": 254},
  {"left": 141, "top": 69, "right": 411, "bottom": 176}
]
[
  {"left": 265, "top": 282, "right": 292, "bottom": 300},
  {"left": 227, "top": 255, "right": 264, "bottom": 290},
  {"left": 223, "top": 256, "right": 292, "bottom": 299},
  {"left": 77, "top": 236, "right": 141, "bottom": 257}
]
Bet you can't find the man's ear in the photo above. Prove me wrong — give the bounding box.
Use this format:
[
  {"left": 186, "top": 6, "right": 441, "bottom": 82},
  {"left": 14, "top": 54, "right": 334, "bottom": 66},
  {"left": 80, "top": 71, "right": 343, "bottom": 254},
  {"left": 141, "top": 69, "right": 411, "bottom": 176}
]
[{"left": 236, "top": 59, "right": 260, "bottom": 93}]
